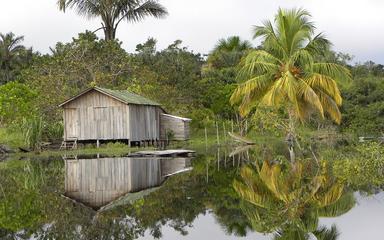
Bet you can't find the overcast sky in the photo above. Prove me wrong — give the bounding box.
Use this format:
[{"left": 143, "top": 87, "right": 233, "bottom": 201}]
[{"left": 0, "top": 0, "right": 383, "bottom": 63}]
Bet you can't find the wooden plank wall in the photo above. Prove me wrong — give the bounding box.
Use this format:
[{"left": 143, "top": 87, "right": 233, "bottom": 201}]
[
  {"left": 160, "top": 114, "right": 190, "bottom": 140},
  {"left": 65, "top": 157, "right": 162, "bottom": 208},
  {"left": 129, "top": 105, "right": 162, "bottom": 141},
  {"left": 63, "top": 90, "right": 163, "bottom": 142}
]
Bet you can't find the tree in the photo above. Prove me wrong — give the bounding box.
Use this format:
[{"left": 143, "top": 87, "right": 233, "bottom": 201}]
[
  {"left": 0, "top": 32, "right": 31, "bottom": 84},
  {"left": 207, "top": 36, "right": 252, "bottom": 69},
  {"left": 57, "top": 0, "right": 168, "bottom": 41},
  {"left": 230, "top": 8, "right": 351, "bottom": 161},
  {"left": 199, "top": 36, "right": 252, "bottom": 120},
  {"left": 21, "top": 32, "right": 133, "bottom": 122}
]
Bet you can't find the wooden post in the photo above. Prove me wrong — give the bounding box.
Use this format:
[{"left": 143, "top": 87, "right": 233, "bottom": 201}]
[
  {"left": 96, "top": 139, "right": 100, "bottom": 148},
  {"left": 223, "top": 122, "right": 226, "bottom": 143},
  {"left": 204, "top": 126, "right": 208, "bottom": 151},
  {"left": 216, "top": 121, "right": 220, "bottom": 145}
]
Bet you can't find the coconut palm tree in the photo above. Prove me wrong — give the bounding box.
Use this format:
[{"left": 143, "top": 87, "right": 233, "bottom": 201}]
[
  {"left": 233, "top": 160, "right": 355, "bottom": 239},
  {"left": 230, "top": 8, "right": 351, "bottom": 160},
  {"left": 0, "top": 32, "right": 27, "bottom": 84},
  {"left": 57, "top": 0, "right": 168, "bottom": 41},
  {"left": 207, "top": 36, "right": 252, "bottom": 69}
]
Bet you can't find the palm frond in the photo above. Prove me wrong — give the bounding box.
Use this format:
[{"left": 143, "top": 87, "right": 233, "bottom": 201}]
[
  {"left": 313, "top": 225, "right": 340, "bottom": 240},
  {"left": 315, "top": 88, "right": 342, "bottom": 124},
  {"left": 313, "top": 63, "right": 352, "bottom": 82},
  {"left": 318, "top": 192, "right": 355, "bottom": 217},
  {"left": 122, "top": 0, "right": 168, "bottom": 23}
]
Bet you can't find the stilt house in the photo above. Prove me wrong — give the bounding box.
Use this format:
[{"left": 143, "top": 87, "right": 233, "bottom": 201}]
[{"left": 59, "top": 87, "right": 191, "bottom": 147}]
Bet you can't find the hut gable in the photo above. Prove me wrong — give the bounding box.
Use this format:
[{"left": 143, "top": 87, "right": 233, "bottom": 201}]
[{"left": 59, "top": 87, "right": 161, "bottom": 108}]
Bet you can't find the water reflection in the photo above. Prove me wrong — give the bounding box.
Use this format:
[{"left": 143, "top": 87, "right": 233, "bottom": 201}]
[
  {"left": 1, "top": 144, "right": 384, "bottom": 240},
  {"left": 64, "top": 156, "right": 192, "bottom": 209},
  {"left": 233, "top": 158, "right": 355, "bottom": 239}
]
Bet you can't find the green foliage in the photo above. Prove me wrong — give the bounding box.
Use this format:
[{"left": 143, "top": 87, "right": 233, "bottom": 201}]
[
  {"left": 22, "top": 116, "right": 44, "bottom": 151},
  {"left": 0, "top": 161, "right": 45, "bottom": 232},
  {"left": 21, "top": 32, "right": 133, "bottom": 122},
  {"left": 44, "top": 121, "right": 64, "bottom": 140},
  {"left": 0, "top": 82, "right": 37, "bottom": 126},
  {"left": 341, "top": 76, "right": 384, "bottom": 135},
  {"left": 326, "top": 142, "right": 384, "bottom": 191},
  {"left": 0, "top": 128, "right": 24, "bottom": 149}
]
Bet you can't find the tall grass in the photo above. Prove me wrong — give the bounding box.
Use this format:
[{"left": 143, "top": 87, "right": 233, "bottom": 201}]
[{"left": 22, "top": 117, "right": 44, "bottom": 151}]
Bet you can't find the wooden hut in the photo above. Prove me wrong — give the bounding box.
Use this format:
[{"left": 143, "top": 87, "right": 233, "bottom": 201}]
[
  {"left": 160, "top": 114, "right": 191, "bottom": 140},
  {"left": 59, "top": 87, "right": 190, "bottom": 148}
]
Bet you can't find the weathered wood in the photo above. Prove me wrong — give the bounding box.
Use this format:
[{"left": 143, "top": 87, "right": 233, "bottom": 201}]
[
  {"left": 62, "top": 89, "right": 164, "bottom": 142},
  {"left": 160, "top": 114, "right": 191, "bottom": 140},
  {"left": 64, "top": 156, "right": 192, "bottom": 209},
  {"left": 61, "top": 88, "right": 190, "bottom": 145}
]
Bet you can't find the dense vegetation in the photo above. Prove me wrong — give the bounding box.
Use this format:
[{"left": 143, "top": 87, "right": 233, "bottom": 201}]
[{"left": 0, "top": 6, "right": 383, "bottom": 150}]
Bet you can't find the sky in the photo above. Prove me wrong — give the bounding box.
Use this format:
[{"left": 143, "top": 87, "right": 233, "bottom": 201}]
[{"left": 0, "top": 0, "right": 383, "bottom": 64}]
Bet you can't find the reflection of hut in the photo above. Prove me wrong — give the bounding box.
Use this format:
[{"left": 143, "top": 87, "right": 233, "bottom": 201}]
[
  {"left": 64, "top": 157, "right": 191, "bottom": 209},
  {"left": 58, "top": 87, "right": 191, "bottom": 148},
  {"left": 160, "top": 114, "right": 191, "bottom": 140}
]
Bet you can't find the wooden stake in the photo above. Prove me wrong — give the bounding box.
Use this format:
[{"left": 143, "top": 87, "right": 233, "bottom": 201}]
[
  {"left": 223, "top": 122, "right": 226, "bottom": 143},
  {"left": 216, "top": 121, "right": 220, "bottom": 145},
  {"left": 204, "top": 126, "right": 208, "bottom": 151}
]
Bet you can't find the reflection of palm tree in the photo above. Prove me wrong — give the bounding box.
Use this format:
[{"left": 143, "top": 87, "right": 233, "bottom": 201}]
[
  {"left": 233, "top": 161, "right": 355, "bottom": 238},
  {"left": 273, "top": 224, "right": 339, "bottom": 240}
]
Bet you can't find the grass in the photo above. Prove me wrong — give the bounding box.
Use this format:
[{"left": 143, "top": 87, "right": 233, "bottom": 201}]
[{"left": 0, "top": 127, "right": 24, "bottom": 149}]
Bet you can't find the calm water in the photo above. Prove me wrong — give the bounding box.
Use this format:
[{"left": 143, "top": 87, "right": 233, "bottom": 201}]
[{"left": 0, "top": 145, "right": 383, "bottom": 240}]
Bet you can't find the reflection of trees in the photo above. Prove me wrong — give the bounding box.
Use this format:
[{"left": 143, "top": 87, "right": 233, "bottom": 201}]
[{"left": 234, "top": 160, "right": 356, "bottom": 239}]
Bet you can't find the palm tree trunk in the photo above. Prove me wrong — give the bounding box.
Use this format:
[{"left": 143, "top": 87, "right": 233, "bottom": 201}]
[
  {"left": 103, "top": 23, "right": 116, "bottom": 41},
  {"left": 286, "top": 109, "right": 296, "bottom": 163}
]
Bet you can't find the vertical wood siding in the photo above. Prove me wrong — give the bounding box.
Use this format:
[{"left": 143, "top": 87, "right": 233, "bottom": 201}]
[
  {"left": 64, "top": 157, "right": 191, "bottom": 208},
  {"left": 62, "top": 90, "right": 162, "bottom": 141},
  {"left": 65, "top": 157, "right": 162, "bottom": 208},
  {"left": 129, "top": 105, "right": 162, "bottom": 141},
  {"left": 160, "top": 114, "right": 190, "bottom": 140}
]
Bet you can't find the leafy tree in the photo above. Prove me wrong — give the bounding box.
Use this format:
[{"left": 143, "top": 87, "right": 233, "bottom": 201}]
[
  {"left": 230, "top": 8, "right": 351, "bottom": 161},
  {"left": 0, "top": 33, "right": 32, "bottom": 84},
  {"left": 57, "top": 0, "right": 168, "bottom": 40},
  {"left": 0, "top": 82, "right": 38, "bottom": 126},
  {"left": 132, "top": 39, "right": 204, "bottom": 114},
  {"left": 199, "top": 36, "right": 252, "bottom": 119},
  {"left": 340, "top": 76, "right": 384, "bottom": 135},
  {"left": 21, "top": 32, "right": 133, "bottom": 122}
]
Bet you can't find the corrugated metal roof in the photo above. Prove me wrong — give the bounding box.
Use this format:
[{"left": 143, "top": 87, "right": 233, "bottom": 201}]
[{"left": 96, "top": 87, "right": 161, "bottom": 106}]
